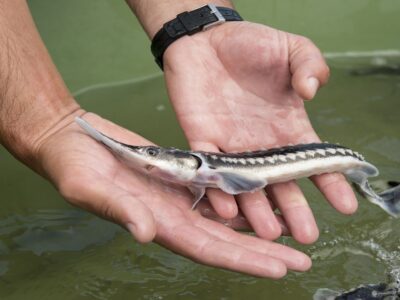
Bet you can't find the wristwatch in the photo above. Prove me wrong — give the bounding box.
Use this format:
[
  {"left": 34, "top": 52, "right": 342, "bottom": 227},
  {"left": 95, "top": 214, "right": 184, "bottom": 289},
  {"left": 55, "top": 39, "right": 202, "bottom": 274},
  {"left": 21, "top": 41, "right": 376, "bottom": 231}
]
[{"left": 151, "top": 4, "right": 243, "bottom": 69}]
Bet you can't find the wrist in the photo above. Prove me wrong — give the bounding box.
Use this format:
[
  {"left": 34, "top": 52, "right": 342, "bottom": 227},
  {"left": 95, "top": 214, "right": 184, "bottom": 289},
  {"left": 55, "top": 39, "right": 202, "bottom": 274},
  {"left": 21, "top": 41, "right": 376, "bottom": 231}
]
[
  {"left": 127, "top": 0, "right": 234, "bottom": 39},
  {"left": 0, "top": 94, "right": 82, "bottom": 171},
  {"left": 0, "top": 0, "right": 83, "bottom": 172}
]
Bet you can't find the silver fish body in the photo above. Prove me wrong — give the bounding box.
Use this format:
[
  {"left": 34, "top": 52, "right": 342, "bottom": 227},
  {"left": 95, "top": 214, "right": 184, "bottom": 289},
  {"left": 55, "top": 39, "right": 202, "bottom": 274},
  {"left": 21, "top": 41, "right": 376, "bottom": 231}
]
[{"left": 75, "top": 117, "right": 400, "bottom": 217}]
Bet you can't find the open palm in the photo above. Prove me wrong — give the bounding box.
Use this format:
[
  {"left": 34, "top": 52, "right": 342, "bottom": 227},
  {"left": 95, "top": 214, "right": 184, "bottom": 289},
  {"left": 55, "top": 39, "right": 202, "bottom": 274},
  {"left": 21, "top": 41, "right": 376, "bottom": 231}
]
[
  {"left": 163, "top": 22, "right": 358, "bottom": 243},
  {"left": 36, "top": 112, "right": 311, "bottom": 278}
]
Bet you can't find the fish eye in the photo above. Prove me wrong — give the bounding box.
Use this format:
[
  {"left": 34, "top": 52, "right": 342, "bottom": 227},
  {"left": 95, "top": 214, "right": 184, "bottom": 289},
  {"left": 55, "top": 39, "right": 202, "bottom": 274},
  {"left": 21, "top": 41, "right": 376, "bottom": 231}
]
[{"left": 146, "top": 147, "right": 159, "bottom": 156}]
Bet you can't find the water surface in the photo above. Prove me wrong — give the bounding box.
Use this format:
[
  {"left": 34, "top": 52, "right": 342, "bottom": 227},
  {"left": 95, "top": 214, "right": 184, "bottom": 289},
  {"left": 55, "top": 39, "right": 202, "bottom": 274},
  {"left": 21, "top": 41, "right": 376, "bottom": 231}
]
[{"left": 0, "top": 1, "right": 399, "bottom": 299}]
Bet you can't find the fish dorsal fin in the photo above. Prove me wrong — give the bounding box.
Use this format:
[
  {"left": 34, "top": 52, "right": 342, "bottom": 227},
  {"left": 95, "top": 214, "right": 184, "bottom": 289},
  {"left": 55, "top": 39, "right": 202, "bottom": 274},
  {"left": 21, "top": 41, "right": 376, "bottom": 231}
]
[{"left": 216, "top": 172, "right": 267, "bottom": 195}]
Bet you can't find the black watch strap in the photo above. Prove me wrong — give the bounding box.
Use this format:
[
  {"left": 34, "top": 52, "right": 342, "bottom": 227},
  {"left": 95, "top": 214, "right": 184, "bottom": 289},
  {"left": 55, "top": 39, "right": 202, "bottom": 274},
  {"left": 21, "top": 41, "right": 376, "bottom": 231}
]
[{"left": 151, "top": 4, "right": 243, "bottom": 69}]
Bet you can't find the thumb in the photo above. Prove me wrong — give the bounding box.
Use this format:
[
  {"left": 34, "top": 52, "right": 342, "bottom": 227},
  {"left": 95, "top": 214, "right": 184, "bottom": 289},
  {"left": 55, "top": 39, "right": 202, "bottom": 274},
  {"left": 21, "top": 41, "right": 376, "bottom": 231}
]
[
  {"left": 59, "top": 175, "right": 156, "bottom": 243},
  {"left": 289, "top": 35, "right": 330, "bottom": 100}
]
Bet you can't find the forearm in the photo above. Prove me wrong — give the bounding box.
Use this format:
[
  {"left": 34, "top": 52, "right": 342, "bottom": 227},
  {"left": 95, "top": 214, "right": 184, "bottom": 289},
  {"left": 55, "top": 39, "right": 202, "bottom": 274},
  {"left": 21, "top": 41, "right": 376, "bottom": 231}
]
[
  {"left": 126, "top": 0, "right": 234, "bottom": 38},
  {"left": 0, "top": 0, "right": 79, "bottom": 167}
]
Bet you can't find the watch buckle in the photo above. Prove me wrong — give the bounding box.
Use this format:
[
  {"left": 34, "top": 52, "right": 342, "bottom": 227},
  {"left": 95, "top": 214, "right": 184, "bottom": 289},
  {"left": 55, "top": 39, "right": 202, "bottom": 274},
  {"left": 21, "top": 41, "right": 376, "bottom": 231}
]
[{"left": 203, "top": 4, "right": 226, "bottom": 31}]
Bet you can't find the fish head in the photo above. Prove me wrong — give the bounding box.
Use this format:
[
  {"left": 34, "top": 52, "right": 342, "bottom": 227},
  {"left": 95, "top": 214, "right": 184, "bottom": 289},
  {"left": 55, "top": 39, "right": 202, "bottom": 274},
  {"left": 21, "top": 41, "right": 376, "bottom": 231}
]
[{"left": 124, "top": 146, "right": 201, "bottom": 183}]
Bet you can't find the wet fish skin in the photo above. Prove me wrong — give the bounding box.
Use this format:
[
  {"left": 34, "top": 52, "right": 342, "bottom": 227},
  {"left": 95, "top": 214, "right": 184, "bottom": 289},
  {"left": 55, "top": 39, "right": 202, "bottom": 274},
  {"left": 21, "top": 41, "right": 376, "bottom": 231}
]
[{"left": 75, "top": 117, "right": 400, "bottom": 216}]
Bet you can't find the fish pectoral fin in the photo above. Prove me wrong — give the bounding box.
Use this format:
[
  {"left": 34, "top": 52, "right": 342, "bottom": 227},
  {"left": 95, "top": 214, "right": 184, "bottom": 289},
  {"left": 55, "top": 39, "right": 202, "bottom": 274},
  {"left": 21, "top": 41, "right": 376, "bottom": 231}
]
[
  {"left": 188, "top": 186, "right": 206, "bottom": 210},
  {"left": 216, "top": 172, "right": 266, "bottom": 195}
]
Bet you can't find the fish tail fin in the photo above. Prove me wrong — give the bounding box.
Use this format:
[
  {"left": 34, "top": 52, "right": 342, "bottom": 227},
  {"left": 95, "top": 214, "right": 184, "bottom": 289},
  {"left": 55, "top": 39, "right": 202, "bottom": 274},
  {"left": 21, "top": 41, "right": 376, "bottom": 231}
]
[
  {"left": 377, "top": 184, "right": 400, "bottom": 217},
  {"left": 345, "top": 169, "right": 400, "bottom": 217},
  {"left": 361, "top": 181, "right": 400, "bottom": 218}
]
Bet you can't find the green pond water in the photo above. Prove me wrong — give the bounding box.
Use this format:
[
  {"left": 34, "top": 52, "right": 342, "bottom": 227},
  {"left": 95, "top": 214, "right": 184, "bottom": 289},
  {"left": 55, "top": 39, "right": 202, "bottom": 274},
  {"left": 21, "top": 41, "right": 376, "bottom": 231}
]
[{"left": 0, "top": 0, "right": 399, "bottom": 299}]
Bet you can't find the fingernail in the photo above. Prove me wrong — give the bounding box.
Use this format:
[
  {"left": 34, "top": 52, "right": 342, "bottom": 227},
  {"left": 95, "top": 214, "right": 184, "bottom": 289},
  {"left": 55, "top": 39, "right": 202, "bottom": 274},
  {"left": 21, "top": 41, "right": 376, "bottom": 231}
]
[
  {"left": 126, "top": 223, "right": 138, "bottom": 237},
  {"left": 307, "top": 77, "right": 319, "bottom": 99}
]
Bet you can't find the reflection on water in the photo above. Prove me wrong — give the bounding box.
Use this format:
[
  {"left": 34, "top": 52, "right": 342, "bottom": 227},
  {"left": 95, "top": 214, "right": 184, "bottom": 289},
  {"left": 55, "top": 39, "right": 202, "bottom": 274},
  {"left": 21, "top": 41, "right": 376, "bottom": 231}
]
[
  {"left": 2, "top": 209, "right": 120, "bottom": 255},
  {"left": 309, "top": 51, "right": 400, "bottom": 299},
  {"left": 311, "top": 217, "right": 400, "bottom": 299},
  {"left": 367, "top": 138, "right": 400, "bottom": 163},
  {"left": 0, "top": 51, "right": 399, "bottom": 299},
  {"left": 350, "top": 65, "right": 400, "bottom": 77}
]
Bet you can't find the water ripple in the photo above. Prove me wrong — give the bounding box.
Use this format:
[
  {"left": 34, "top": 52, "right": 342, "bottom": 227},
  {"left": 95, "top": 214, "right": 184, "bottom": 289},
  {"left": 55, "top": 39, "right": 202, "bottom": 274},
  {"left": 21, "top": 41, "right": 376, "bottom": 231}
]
[{"left": 0, "top": 209, "right": 121, "bottom": 256}]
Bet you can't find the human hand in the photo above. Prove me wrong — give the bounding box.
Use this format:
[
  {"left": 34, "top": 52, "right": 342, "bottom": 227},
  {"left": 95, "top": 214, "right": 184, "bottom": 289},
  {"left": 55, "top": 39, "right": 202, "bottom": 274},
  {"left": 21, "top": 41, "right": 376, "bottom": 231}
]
[
  {"left": 0, "top": 0, "right": 311, "bottom": 279},
  {"left": 163, "top": 21, "right": 358, "bottom": 243},
  {"left": 35, "top": 112, "right": 311, "bottom": 278}
]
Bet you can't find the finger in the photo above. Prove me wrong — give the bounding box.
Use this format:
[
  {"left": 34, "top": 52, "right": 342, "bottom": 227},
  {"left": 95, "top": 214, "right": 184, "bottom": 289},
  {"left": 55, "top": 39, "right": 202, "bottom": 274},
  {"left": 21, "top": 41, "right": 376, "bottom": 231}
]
[
  {"left": 198, "top": 199, "right": 291, "bottom": 235},
  {"left": 275, "top": 214, "right": 291, "bottom": 236},
  {"left": 237, "top": 192, "right": 282, "bottom": 240},
  {"left": 198, "top": 199, "right": 251, "bottom": 229},
  {"left": 206, "top": 189, "right": 238, "bottom": 219},
  {"left": 266, "top": 181, "right": 319, "bottom": 244},
  {"left": 190, "top": 142, "right": 238, "bottom": 219},
  {"left": 195, "top": 217, "right": 311, "bottom": 272},
  {"left": 289, "top": 35, "right": 330, "bottom": 100},
  {"left": 161, "top": 223, "right": 287, "bottom": 278},
  {"left": 59, "top": 172, "right": 156, "bottom": 243},
  {"left": 311, "top": 173, "right": 358, "bottom": 214}
]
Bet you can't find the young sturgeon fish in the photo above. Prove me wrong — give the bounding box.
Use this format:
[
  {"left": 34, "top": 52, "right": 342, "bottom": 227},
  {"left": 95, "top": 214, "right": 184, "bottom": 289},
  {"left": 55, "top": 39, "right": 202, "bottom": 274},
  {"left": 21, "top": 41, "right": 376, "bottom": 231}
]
[{"left": 75, "top": 117, "right": 400, "bottom": 217}]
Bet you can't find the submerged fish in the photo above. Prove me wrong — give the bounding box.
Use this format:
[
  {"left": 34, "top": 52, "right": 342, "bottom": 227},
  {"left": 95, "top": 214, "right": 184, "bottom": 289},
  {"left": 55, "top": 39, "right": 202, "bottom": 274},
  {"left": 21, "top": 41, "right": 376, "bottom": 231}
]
[
  {"left": 314, "top": 283, "right": 399, "bottom": 300},
  {"left": 75, "top": 117, "right": 400, "bottom": 216}
]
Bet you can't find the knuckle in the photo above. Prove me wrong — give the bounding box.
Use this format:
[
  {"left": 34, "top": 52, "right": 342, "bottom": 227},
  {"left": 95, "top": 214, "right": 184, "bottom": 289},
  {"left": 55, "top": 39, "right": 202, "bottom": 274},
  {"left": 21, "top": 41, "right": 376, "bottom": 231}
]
[
  {"left": 245, "top": 198, "right": 268, "bottom": 210},
  {"left": 302, "top": 36, "right": 313, "bottom": 45},
  {"left": 98, "top": 200, "right": 117, "bottom": 223},
  {"left": 314, "top": 172, "right": 345, "bottom": 190},
  {"left": 296, "top": 35, "right": 313, "bottom": 47},
  {"left": 193, "top": 238, "right": 216, "bottom": 264},
  {"left": 230, "top": 250, "right": 243, "bottom": 265},
  {"left": 320, "top": 64, "right": 331, "bottom": 83},
  {"left": 283, "top": 201, "right": 308, "bottom": 212}
]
